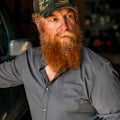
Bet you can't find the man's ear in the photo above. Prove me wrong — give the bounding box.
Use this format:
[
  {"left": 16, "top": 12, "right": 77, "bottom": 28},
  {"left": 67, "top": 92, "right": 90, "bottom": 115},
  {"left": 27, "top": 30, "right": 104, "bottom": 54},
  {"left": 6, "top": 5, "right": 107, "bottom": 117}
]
[
  {"left": 32, "top": 14, "right": 44, "bottom": 33},
  {"left": 35, "top": 20, "right": 42, "bottom": 33},
  {"left": 36, "top": 21, "right": 40, "bottom": 29}
]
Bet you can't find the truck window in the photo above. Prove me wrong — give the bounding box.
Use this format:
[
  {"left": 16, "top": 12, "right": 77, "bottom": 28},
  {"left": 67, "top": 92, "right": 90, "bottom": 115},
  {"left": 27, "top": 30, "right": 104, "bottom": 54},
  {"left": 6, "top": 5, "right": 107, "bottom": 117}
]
[{"left": 0, "top": 12, "right": 8, "bottom": 57}]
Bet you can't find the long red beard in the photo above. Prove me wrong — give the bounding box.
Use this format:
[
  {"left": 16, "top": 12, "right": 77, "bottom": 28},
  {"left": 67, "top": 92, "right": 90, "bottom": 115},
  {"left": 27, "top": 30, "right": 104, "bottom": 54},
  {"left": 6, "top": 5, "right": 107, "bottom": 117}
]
[{"left": 40, "top": 24, "right": 83, "bottom": 73}]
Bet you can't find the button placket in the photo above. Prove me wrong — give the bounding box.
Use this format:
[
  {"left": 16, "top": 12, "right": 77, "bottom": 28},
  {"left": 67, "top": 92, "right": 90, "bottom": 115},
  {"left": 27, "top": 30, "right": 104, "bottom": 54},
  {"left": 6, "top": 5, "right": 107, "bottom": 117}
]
[{"left": 42, "top": 84, "right": 51, "bottom": 120}]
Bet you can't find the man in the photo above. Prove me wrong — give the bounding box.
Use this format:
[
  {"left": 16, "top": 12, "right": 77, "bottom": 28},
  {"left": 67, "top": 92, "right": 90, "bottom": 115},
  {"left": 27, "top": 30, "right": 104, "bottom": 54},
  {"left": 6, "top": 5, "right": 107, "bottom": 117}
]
[{"left": 0, "top": 0, "right": 120, "bottom": 120}]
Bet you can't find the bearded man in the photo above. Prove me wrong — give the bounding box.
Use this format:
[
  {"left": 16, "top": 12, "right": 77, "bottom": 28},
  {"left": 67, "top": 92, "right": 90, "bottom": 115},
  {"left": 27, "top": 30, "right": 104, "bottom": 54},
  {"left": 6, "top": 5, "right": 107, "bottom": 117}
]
[{"left": 0, "top": 0, "right": 120, "bottom": 120}]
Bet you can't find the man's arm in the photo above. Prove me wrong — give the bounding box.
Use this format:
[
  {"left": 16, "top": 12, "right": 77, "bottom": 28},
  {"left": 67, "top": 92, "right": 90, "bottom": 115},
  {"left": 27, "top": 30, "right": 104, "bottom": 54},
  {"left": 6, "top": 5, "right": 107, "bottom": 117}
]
[
  {"left": 0, "top": 56, "right": 23, "bottom": 88},
  {"left": 92, "top": 62, "right": 120, "bottom": 119}
]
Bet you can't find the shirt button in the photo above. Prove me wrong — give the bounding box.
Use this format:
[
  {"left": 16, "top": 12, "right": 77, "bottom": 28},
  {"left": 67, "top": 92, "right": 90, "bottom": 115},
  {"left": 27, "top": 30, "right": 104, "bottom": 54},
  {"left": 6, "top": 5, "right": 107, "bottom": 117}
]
[
  {"left": 46, "top": 87, "right": 49, "bottom": 91},
  {"left": 43, "top": 108, "right": 46, "bottom": 112}
]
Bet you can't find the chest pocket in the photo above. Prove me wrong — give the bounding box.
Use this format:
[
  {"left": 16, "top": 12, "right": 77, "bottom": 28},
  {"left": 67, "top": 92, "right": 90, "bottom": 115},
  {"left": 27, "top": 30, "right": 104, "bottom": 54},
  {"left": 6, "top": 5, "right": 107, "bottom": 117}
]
[
  {"left": 60, "top": 81, "right": 96, "bottom": 114},
  {"left": 78, "top": 98, "right": 96, "bottom": 114}
]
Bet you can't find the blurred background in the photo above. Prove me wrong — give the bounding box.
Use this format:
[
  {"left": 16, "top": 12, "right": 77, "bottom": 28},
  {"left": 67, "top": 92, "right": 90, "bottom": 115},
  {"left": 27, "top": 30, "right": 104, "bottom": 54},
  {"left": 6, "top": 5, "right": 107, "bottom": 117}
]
[{"left": 0, "top": 0, "right": 120, "bottom": 120}]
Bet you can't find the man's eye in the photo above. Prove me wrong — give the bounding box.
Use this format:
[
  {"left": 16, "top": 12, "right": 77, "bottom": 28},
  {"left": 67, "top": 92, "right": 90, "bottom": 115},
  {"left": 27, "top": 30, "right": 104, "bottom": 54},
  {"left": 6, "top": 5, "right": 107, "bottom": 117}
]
[
  {"left": 51, "top": 18, "right": 57, "bottom": 22},
  {"left": 67, "top": 14, "right": 72, "bottom": 18}
]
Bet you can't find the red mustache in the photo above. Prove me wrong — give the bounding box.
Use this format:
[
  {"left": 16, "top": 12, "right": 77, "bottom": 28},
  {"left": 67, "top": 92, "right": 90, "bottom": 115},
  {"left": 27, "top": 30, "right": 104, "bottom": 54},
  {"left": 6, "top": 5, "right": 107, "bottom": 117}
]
[{"left": 56, "top": 31, "right": 75, "bottom": 38}]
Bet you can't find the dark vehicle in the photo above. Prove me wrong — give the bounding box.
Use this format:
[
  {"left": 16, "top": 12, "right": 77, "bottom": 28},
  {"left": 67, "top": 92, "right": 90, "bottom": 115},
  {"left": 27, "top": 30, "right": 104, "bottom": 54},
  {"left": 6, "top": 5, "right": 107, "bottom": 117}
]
[
  {"left": 0, "top": 9, "right": 32, "bottom": 62},
  {"left": 0, "top": 2, "right": 32, "bottom": 120}
]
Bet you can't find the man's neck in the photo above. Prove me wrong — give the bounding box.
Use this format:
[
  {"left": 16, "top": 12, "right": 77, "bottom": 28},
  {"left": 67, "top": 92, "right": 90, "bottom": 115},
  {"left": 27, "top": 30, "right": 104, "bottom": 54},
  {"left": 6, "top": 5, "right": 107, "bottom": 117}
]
[{"left": 45, "top": 65, "right": 57, "bottom": 82}]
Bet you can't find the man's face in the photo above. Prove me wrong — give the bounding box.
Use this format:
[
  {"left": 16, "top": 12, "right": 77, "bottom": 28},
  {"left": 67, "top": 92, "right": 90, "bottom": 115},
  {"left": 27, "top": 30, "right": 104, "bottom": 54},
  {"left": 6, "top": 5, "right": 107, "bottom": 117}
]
[
  {"left": 36, "top": 8, "right": 83, "bottom": 73},
  {"left": 39, "top": 8, "right": 76, "bottom": 44}
]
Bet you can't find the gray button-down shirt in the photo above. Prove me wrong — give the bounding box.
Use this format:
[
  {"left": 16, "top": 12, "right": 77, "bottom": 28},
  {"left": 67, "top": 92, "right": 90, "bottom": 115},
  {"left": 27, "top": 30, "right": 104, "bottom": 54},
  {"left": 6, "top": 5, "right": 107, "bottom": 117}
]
[{"left": 0, "top": 46, "right": 120, "bottom": 120}]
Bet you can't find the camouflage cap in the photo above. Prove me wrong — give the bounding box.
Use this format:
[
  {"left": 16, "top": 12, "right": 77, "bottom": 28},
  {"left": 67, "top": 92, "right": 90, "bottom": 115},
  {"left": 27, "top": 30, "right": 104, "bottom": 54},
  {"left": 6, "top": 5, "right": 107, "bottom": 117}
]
[{"left": 33, "top": 0, "right": 77, "bottom": 18}]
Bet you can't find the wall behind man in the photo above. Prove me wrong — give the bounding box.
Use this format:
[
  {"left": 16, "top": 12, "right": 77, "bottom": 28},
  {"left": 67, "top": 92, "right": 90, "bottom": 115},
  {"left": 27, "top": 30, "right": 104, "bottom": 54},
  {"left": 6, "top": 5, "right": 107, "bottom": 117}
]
[{"left": 74, "top": 0, "right": 85, "bottom": 29}]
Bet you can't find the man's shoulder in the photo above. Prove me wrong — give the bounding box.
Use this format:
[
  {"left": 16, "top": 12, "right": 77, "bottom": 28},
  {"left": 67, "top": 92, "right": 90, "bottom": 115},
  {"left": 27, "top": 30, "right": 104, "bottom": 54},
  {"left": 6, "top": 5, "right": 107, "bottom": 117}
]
[
  {"left": 27, "top": 46, "right": 41, "bottom": 55},
  {"left": 81, "top": 46, "right": 109, "bottom": 70},
  {"left": 26, "top": 46, "right": 43, "bottom": 61},
  {"left": 80, "top": 46, "right": 111, "bottom": 81},
  {"left": 15, "top": 46, "right": 42, "bottom": 63}
]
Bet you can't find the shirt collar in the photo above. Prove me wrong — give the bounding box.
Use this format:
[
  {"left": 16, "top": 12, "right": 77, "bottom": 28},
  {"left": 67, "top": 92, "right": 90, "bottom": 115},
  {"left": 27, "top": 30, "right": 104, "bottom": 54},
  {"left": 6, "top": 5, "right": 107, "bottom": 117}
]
[{"left": 39, "top": 52, "right": 47, "bottom": 70}]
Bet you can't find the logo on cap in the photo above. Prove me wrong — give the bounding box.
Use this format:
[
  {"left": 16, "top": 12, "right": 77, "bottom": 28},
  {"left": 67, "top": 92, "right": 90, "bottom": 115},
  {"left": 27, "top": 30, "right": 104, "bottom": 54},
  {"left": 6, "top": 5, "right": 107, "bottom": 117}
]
[
  {"left": 38, "top": 0, "right": 49, "bottom": 12},
  {"left": 38, "top": 0, "right": 69, "bottom": 12}
]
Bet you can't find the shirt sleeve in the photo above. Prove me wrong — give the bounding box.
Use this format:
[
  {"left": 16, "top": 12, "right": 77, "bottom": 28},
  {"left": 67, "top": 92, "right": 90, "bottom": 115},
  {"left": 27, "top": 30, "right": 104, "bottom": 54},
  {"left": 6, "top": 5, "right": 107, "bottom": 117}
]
[
  {"left": 0, "top": 55, "right": 24, "bottom": 88},
  {"left": 92, "top": 62, "right": 120, "bottom": 119}
]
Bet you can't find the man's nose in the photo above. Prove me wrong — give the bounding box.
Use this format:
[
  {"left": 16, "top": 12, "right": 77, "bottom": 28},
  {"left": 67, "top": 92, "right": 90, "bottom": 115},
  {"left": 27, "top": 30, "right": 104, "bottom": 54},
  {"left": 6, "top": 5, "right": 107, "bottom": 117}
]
[{"left": 60, "top": 18, "right": 69, "bottom": 31}]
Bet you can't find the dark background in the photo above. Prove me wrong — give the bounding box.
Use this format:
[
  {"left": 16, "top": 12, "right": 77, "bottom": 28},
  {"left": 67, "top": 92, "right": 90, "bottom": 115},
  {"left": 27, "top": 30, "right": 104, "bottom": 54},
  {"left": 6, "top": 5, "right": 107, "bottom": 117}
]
[{"left": 3, "top": 0, "right": 37, "bottom": 38}]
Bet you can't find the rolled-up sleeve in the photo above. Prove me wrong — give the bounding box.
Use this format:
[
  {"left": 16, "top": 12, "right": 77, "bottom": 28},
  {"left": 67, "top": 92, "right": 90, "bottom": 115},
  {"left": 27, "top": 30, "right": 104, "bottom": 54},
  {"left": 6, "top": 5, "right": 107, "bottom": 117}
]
[
  {"left": 0, "top": 55, "right": 24, "bottom": 88},
  {"left": 92, "top": 62, "right": 120, "bottom": 119}
]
